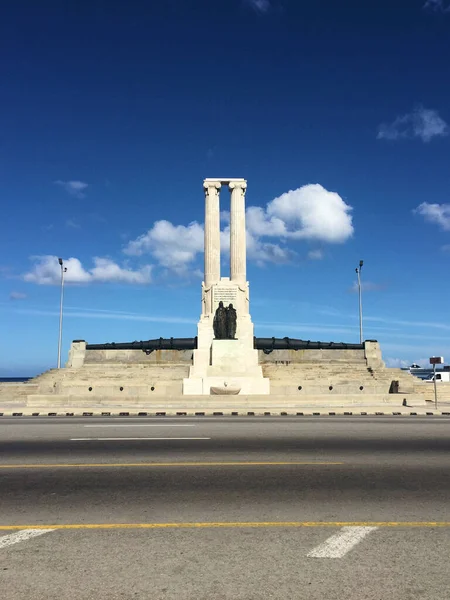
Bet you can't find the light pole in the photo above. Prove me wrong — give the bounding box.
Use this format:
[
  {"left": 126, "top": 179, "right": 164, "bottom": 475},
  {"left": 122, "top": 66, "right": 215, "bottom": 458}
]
[
  {"left": 57, "top": 258, "right": 67, "bottom": 369},
  {"left": 355, "top": 260, "right": 364, "bottom": 344}
]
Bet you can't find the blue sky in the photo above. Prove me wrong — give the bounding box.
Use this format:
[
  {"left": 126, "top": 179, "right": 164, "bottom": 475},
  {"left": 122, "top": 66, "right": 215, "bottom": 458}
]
[{"left": 2, "top": 0, "right": 450, "bottom": 375}]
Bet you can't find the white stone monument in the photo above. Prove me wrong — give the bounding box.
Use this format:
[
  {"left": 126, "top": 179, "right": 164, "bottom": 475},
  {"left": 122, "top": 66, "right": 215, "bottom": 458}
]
[{"left": 183, "top": 179, "right": 270, "bottom": 395}]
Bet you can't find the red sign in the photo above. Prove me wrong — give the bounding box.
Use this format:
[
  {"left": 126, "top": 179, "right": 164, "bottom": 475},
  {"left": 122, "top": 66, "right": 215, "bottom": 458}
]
[{"left": 430, "top": 356, "right": 444, "bottom": 365}]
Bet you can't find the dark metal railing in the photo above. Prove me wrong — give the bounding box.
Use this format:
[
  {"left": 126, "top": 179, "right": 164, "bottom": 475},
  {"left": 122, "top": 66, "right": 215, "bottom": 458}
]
[{"left": 84, "top": 337, "right": 368, "bottom": 353}]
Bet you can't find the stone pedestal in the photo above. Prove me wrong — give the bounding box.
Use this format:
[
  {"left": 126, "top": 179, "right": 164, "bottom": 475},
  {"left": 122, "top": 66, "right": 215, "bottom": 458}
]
[
  {"left": 184, "top": 279, "right": 270, "bottom": 395},
  {"left": 184, "top": 339, "right": 270, "bottom": 395}
]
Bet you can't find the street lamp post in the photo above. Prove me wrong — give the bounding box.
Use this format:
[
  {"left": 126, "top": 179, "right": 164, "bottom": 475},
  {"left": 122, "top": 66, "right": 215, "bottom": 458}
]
[
  {"left": 355, "top": 260, "right": 364, "bottom": 344},
  {"left": 57, "top": 258, "right": 67, "bottom": 369}
]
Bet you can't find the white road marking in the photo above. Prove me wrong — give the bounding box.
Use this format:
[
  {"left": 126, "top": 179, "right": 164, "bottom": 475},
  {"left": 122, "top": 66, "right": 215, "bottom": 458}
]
[
  {"left": 307, "top": 526, "right": 378, "bottom": 558},
  {"left": 70, "top": 437, "right": 211, "bottom": 441},
  {"left": 83, "top": 424, "right": 196, "bottom": 428},
  {"left": 0, "top": 529, "right": 54, "bottom": 550}
]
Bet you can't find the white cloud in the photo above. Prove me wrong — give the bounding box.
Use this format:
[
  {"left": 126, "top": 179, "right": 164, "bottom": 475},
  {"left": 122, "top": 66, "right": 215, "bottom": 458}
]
[
  {"left": 247, "top": 236, "right": 294, "bottom": 266},
  {"left": 411, "top": 358, "right": 430, "bottom": 367},
  {"left": 385, "top": 358, "right": 412, "bottom": 369},
  {"left": 244, "top": 0, "right": 272, "bottom": 13},
  {"left": 307, "top": 249, "right": 324, "bottom": 260},
  {"left": 24, "top": 256, "right": 91, "bottom": 285},
  {"left": 8, "top": 306, "right": 197, "bottom": 325},
  {"left": 123, "top": 183, "right": 353, "bottom": 274},
  {"left": 220, "top": 210, "right": 230, "bottom": 223},
  {"left": 255, "top": 184, "right": 354, "bottom": 243},
  {"left": 54, "top": 180, "right": 89, "bottom": 198},
  {"left": 377, "top": 106, "right": 448, "bottom": 142},
  {"left": 9, "top": 291, "right": 27, "bottom": 300},
  {"left": 124, "top": 220, "right": 204, "bottom": 275},
  {"left": 23, "top": 256, "right": 152, "bottom": 285},
  {"left": 415, "top": 202, "right": 450, "bottom": 230},
  {"left": 385, "top": 357, "right": 429, "bottom": 368},
  {"left": 220, "top": 224, "right": 294, "bottom": 267},
  {"left": 246, "top": 206, "right": 287, "bottom": 237},
  {"left": 89, "top": 258, "right": 152, "bottom": 284},
  {"left": 413, "top": 358, "right": 430, "bottom": 367},
  {"left": 423, "top": 0, "right": 450, "bottom": 12}
]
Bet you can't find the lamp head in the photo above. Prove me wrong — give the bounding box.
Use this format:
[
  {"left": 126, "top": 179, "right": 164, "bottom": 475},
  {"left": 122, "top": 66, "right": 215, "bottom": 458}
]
[
  {"left": 359, "top": 260, "right": 364, "bottom": 268},
  {"left": 58, "top": 257, "right": 63, "bottom": 266}
]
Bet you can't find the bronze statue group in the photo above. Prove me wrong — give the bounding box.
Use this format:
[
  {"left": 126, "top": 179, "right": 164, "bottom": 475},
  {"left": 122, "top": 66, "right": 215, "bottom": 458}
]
[{"left": 213, "top": 301, "right": 237, "bottom": 340}]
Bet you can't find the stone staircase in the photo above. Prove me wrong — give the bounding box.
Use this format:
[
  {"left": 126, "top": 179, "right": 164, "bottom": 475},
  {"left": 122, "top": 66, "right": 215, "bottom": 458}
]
[
  {"left": 261, "top": 362, "right": 419, "bottom": 397},
  {"left": 0, "top": 382, "right": 38, "bottom": 404},
  {"left": 0, "top": 357, "right": 432, "bottom": 410},
  {"left": 410, "top": 380, "right": 450, "bottom": 402},
  {"left": 31, "top": 363, "right": 191, "bottom": 398}
]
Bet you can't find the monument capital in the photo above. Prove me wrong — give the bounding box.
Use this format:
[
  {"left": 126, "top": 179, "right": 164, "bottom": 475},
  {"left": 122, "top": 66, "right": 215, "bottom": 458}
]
[
  {"left": 203, "top": 180, "right": 222, "bottom": 192},
  {"left": 228, "top": 180, "right": 247, "bottom": 192}
]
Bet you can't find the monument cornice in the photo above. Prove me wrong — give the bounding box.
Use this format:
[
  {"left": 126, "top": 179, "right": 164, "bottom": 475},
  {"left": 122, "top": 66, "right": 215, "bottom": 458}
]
[{"left": 204, "top": 178, "right": 246, "bottom": 185}]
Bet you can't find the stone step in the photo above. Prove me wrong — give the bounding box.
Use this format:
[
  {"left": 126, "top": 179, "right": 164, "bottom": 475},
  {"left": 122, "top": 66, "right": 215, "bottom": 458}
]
[
  {"left": 26, "top": 393, "right": 426, "bottom": 408},
  {"left": 64, "top": 368, "right": 187, "bottom": 373},
  {"left": 269, "top": 385, "right": 391, "bottom": 395},
  {"left": 262, "top": 366, "right": 371, "bottom": 371},
  {"left": 52, "top": 374, "right": 189, "bottom": 381},
  {"left": 69, "top": 364, "right": 189, "bottom": 368},
  {"left": 36, "top": 382, "right": 184, "bottom": 397},
  {"left": 0, "top": 384, "right": 38, "bottom": 399}
]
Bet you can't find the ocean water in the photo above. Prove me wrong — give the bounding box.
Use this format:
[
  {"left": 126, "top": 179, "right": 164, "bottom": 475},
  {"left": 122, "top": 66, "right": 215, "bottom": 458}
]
[{"left": 0, "top": 377, "right": 32, "bottom": 382}]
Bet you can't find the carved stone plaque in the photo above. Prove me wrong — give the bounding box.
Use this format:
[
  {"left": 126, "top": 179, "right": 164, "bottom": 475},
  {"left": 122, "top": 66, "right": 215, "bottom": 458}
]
[{"left": 213, "top": 285, "right": 238, "bottom": 306}]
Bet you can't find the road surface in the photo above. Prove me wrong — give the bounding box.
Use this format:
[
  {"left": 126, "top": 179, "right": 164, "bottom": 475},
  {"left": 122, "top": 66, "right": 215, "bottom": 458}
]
[{"left": 1, "top": 415, "right": 449, "bottom": 599}]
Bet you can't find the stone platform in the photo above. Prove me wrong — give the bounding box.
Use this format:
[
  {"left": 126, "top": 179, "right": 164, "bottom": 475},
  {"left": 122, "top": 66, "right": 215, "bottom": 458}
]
[{"left": 0, "top": 340, "right": 432, "bottom": 413}]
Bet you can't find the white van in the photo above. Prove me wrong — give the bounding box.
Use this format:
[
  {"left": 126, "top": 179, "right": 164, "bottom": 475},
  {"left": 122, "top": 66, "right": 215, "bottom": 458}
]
[{"left": 425, "top": 372, "right": 450, "bottom": 383}]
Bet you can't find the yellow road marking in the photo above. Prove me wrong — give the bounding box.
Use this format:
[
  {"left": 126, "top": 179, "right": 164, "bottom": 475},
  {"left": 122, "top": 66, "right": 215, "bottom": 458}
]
[
  {"left": 0, "top": 461, "right": 343, "bottom": 469},
  {"left": 1, "top": 522, "right": 450, "bottom": 531}
]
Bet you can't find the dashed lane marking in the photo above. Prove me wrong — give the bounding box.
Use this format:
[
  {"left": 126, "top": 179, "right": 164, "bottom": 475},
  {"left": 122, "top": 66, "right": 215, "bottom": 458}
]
[
  {"left": 83, "top": 424, "right": 196, "bottom": 428},
  {"left": 0, "top": 529, "right": 54, "bottom": 549},
  {"left": 69, "top": 437, "right": 211, "bottom": 441},
  {"left": 0, "top": 461, "right": 343, "bottom": 469},
  {"left": 1, "top": 522, "right": 450, "bottom": 531},
  {"left": 307, "top": 526, "right": 378, "bottom": 558}
]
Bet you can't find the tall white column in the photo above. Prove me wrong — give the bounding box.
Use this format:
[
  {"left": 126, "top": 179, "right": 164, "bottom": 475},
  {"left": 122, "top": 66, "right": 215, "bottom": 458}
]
[
  {"left": 229, "top": 180, "right": 247, "bottom": 283},
  {"left": 203, "top": 180, "right": 221, "bottom": 288}
]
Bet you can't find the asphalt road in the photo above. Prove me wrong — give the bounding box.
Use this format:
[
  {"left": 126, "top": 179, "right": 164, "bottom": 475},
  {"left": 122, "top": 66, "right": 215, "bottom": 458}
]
[{"left": 1, "top": 416, "right": 450, "bottom": 599}]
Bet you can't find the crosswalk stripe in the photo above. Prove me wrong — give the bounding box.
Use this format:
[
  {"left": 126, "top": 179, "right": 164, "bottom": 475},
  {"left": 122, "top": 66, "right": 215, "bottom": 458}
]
[
  {"left": 307, "top": 526, "right": 378, "bottom": 558},
  {"left": 0, "top": 529, "right": 54, "bottom": 550}
]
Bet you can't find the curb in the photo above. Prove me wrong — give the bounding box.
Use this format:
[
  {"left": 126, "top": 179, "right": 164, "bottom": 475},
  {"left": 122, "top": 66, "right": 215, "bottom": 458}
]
[{"left": 0, "top": 411, "right": 449, "bottom": 417}]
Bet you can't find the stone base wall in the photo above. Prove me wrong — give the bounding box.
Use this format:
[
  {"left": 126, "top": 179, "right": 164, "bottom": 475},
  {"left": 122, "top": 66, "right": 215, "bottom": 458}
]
[
  {"left": 84, "top": 349, "right": 193, "bottom": 365},
  {"left": 257, "top": 349, "right": 367, "bottom": 364},
  {"left": 80, "top": 347, "right": 368, "bottom": 366},
  {"left": 25, "top": 393, "right": 422, "bottom": 409}
]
